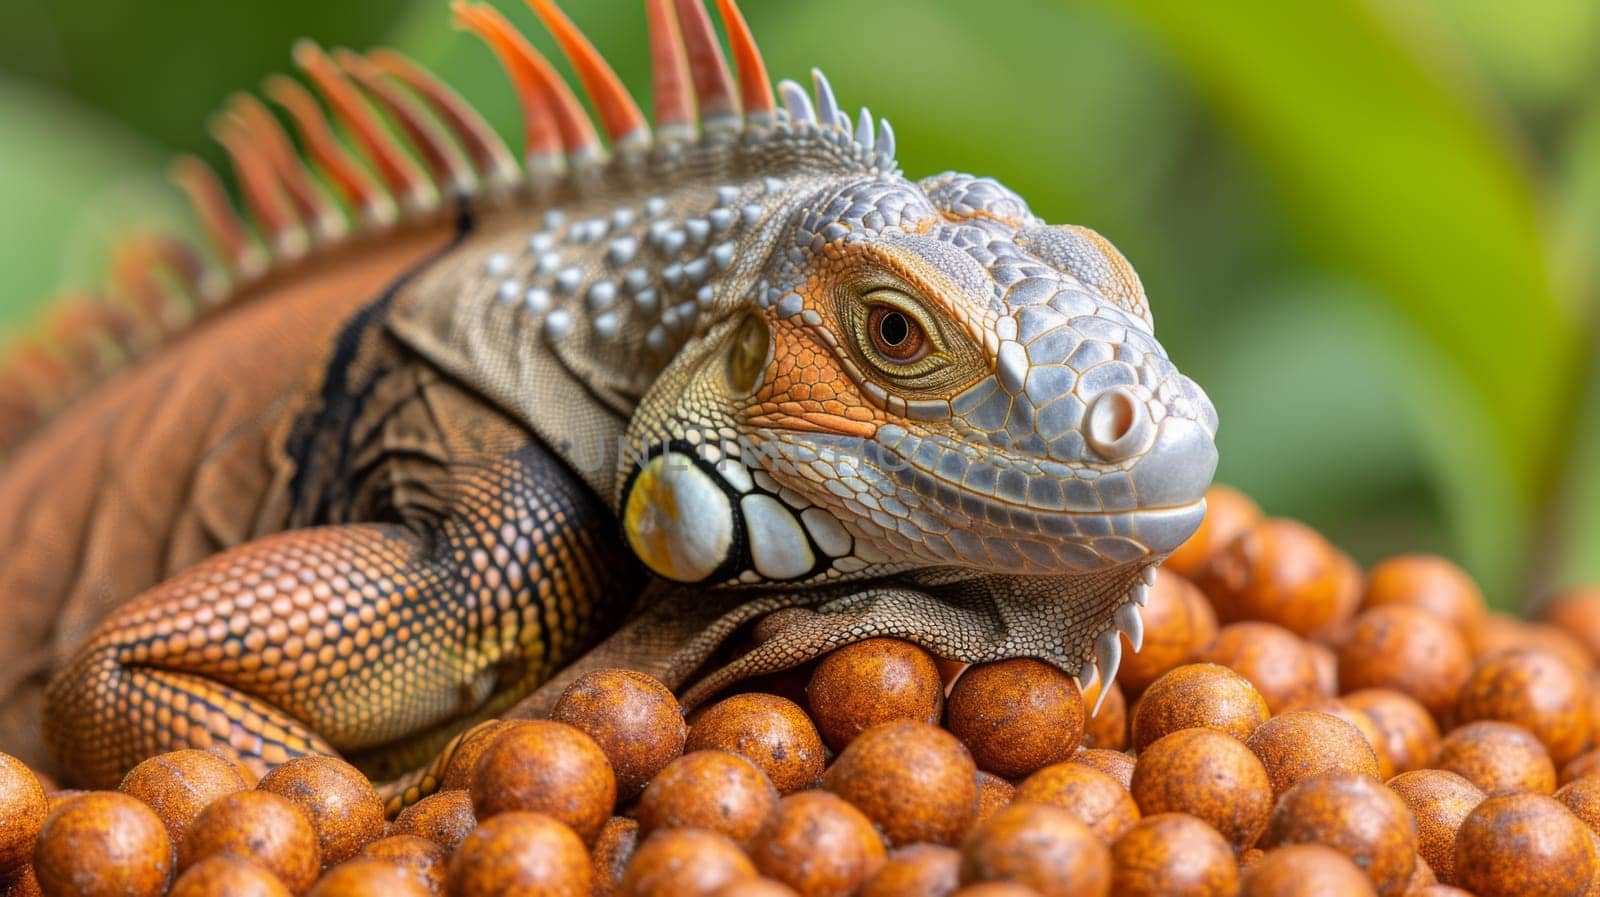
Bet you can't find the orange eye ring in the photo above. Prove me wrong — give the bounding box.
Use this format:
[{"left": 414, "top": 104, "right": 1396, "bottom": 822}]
[{"left": 867, "top": 304, "right": 929, "bottom": 364}]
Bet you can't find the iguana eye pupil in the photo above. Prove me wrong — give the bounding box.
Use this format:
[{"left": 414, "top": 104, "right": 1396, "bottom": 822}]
[
  {"left": 868, "top": 306, "right": 927, "bottom": 363},
  {"left": 879, "top": 311, "right": 909, "bottom": 345}
]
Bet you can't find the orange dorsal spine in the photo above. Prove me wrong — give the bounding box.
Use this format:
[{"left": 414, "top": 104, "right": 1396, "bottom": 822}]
[{"left": 0, "top": 0, "right": 880, "bottom": 458}]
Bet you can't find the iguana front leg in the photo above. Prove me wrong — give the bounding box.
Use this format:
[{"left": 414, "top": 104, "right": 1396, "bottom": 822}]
[{"left": 44, "top": 443, "right": 641, "bottom": 789}]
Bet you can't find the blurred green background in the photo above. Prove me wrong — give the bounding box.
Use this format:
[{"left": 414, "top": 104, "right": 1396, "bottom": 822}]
[{"left": 0, "top": 0, "right": 1595, "bottom": 608}]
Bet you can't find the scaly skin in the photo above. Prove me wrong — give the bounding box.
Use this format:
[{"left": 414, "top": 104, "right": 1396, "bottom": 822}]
[{"left": 0, "top": 0, "right": 1218, "bottom": 799}]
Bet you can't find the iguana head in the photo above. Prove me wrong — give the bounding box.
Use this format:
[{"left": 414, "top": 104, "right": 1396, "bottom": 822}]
[{"left": 620, "top": 77, "right": 1217, "bottom": 605}]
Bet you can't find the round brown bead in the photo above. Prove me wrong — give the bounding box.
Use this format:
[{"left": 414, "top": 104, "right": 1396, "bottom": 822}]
[
  {"left": 1258, "top": 772, "right": 1416, "bottom": 897},
  {"left": 1163, "top": 484, "right": 1262, "bottom": 579},
  {"left": 858, "top": 843, "right": 960, "bottom": 897},
  {"left": 959, "top": 801, "right": 1110, "bottom": 897},
  {"left": 1435, "top": 720, "right": 1556, "bottom": 795},
  {"left": 305, "top": 858, "right": 431, "bottom": 897},
  {"left": 359, "top": 835, "right": 448, "bottom": 895},
  {"left": 1386, "top": 769, "right": 1485, "bottom": 886},
  {"left": 1199, "top": 622, "right": 1321, "bottom": 713},
  {"left": 445, "top": 811, "right": 592, "bottom": 897},
  {"left": 1455, "top": 792, "right": 1596, "bottom": 897},
  {"left": 1013, "top": 762, "right": 1139, "bottom": 843},
  {"left": 1129, "top": 727, "right": 1272, "bottom": 850},
  {"left": 687, "top": 693, "right": 827, "bottom": 795},
  {"left": 1079, "top": 679, "right": 1128, "bottom": 751},
  {"left": 257, "top": 756, "right": 385, "bottom": 867},
  {"left": 439, "top": 720, "right": 519, "bottom": 791},
  {"left": 1456, "top": 647, "right": 1592, "bottom": 766},
  {"left": 1470, "top": 616, "right": 1593, "bottom": 674},
  {"left": 181, "top": 790, "right": 319, "bottom": 894},
  {"left": 550, "top": 668, "right": 687, "bottom": 801},
  {"left": 389, "top": 789, "right": 475, "bottom": 853},
  {"left": 591, "top": 816, "right": 639, "bottom": 897},
  {"left": 1130, "top": 663, "right": 1270, "bottom": 751},
  {"left": 1285, "top": 696, "right": 1394, "bottom": 779},
  {"left": 636, "top": 750, "right": 779, "bottom": 848},
  {"left": 1556, "top": 776, "right": 1600, "bottom": 836},
  {"left": 1245, "top": 710, "right": 1380, "bottom": 798},
  {"left": 1563, "top": 748, "right": 1600, "bottom": 786},
  {"left": 974, "top": 771, "right": 1015, "bottom": 828},
  {"left": 168, "top": 855, "right": 292, "bottom": 897},
  {"left": 1191, "top": 517, "right": 1357, "bottom": 639},
  {"left": 823, "top": 719, "right": 979, "bottom": 847},
  {"left": 0, "top": 752, "right": 47, "bottom": 877},
  {"left": 468, "top": 719, "right": 616, "bottom": 843},
  {"left": 708, "top": 879, "right": 802, "bottom": 897},
  {"left": 748, "top": 790, "right": 886, "bottom": 897},
  {"left": 1115, "top": 570, "right": 1218, "bottom": 695},
  {"left": 616, "top": 828, "right": 756, "bottom": 897},
  {"left": 1544, "top": 586, "right": 1600, "bottom": 664},
  {"left": 117, "top": 750, "right": 249, "bottom": 852},
  {"left": 805, "top": 638, "right": 944, "bottom": 753},
  {"left": 1361, "top": 554, "right": 1485, "bottom": 637},
  {"left": 1342, "top": 688, "right": 1441, "bottom": 775},
  {"left": 1109, "top": 812, "right": 1237, "bottom": 897},
  {"left": 1073, "top": 749, "right": 1135, "bottom": 790},
  {"left": 1237, "top": 844, "right": 1377, "bottom": 897},
  {"left": 35, "top": 791, "right": 173, "bottom": 897},
  {"left": 945, "top": 659, "right": 1084, "bottom": 779},
  {"left": 1337, "top": 605, "right": 1471, "bottom": 720}
]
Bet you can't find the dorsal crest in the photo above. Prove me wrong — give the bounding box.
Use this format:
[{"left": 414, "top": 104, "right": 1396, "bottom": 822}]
[{"left": 0, "top": 0, "right": 897, "bottom": 453}]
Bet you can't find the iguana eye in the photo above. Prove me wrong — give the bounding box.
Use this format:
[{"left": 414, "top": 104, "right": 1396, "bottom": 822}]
[
  {"left": 840, "top": 284, "right": 979, "bottom": 390},
  {"left": 867, "top": 306, "right": 928, "bottom": 364}
]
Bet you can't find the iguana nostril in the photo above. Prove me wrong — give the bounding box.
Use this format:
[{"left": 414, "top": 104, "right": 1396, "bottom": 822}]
[{"left": 1085, "top": 387, "right": 1154, "bottom": 461}]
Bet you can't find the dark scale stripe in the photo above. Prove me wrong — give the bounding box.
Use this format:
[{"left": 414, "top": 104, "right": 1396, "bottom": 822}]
[{"left": 285, "top": 202, "right": 477, "bottom": 523}]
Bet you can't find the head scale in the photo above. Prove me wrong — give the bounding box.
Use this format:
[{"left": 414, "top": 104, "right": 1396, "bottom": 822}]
[{"left": 619, "top": 81, "right": 1217, "bottom": 598}]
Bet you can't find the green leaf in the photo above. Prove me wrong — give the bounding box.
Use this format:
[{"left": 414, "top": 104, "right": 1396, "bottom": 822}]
[{"left": 1105, "top": 0, "right": 1580, "bottom": 599}]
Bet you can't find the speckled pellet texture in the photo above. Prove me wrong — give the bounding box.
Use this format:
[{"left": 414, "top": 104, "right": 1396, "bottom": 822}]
[
  {"left": 1387, "top": 769, "right": 1485, "bottom": 886},
  {"left": 117, "top": 750, "right": 248, "bottom": 852},
  {"left": 1012, "top": 762, "right": 1139, "bottom": 843},
  {"left": 1130, "top": 727, "right": 1272, "bottom": 850},
  {"left": 180, "top": 790, "right": 320, "bottom": 894},
  {"left": 636, "top": 750, "right": 779, "bottom": 848},
  {"left": 823, "top": 720, "right": 978, "bottom": 847},
  {"left": 958, "top": 802, "right": 1110, "bottom": 897},
  {"left": 1257, "top": 771, "right": 1417, "bottom": 897},
  {"left": 1245, "top": 710, "right": 1380, "bottom": 798},
  {"left": 467, "top": 720, "right": 616, "bottom": 844},
  {"left": 1109, "top": 812, "right": 1237, "bottom": 897},
  {"left": 257, "top": 756, "right": 385, "bottom": 867},
  {"left": 34, "top": 791, "right": 174, "bottom": 897},
  {"left": 748, "top": 791, "right": 886, "bottom": 897},
  {"left": 445, "top": 811, "right": 591, "bottom": 897},
  {"left": 1130, "top": 663, "right": 1269, "bottom": 751},
  {"left": 805, "top": 639, "right": 944, "bottom": 753},
  {"left": 551, "top": 669, "right": 687, "bottom": 801},
  {"left": 687, "top": 694, "right": 827, "bottom": 796},
  {"left": 945, "top": 659, "right": 1084, "bottom": 779},
  {"left": 1454, "top": 793, "right": 1596, "bottom": 897}
]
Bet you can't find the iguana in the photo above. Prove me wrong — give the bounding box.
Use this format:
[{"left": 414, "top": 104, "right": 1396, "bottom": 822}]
[{"left": 0, "top": 0, "right": 1218, "bottom": 801}]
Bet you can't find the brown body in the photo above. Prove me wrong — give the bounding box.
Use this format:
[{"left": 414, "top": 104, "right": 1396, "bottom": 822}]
[{"left": 0, "top": 224, "right": 458, "bottom": 771}]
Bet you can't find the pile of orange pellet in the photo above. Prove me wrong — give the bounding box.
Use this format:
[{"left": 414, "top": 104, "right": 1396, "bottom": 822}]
[{"left": 5, "top": 484, "right": 1600, "bottom": 897}]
